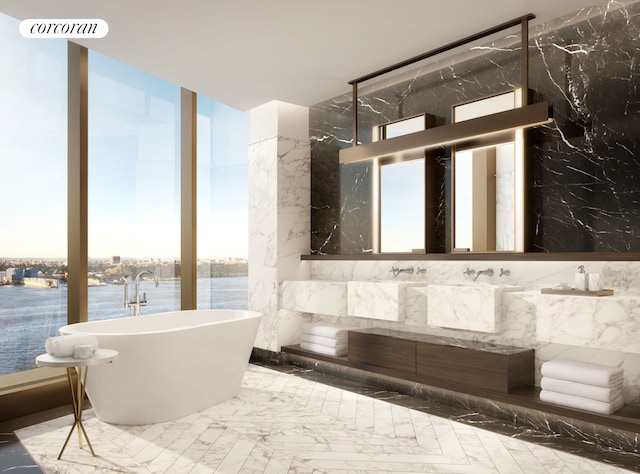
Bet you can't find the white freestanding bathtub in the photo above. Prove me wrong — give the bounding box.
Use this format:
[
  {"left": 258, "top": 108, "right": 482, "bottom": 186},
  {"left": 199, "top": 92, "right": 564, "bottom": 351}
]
[{"left": 59, "top": 309, "right": 262, "bottom": 425}]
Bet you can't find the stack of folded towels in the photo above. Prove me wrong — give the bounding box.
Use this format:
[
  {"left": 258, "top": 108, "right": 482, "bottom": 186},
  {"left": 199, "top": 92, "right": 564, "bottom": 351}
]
[
  {"left": 540, "top": 359, "right": 624, "bottom": 415},
  {"left": 45, "top": 333, "right": 99, "bottom": 359},
  {"left": 300, "top": 323, "right": 350, "bottom": 357}
]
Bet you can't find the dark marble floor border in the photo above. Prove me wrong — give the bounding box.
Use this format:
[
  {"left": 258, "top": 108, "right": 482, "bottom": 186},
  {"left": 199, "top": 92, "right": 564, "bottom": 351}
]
[
  {"left": 0, "top": 432, "right": 41, "bottom": 473},
  {"left": 250, "top": 348, "right": 640, "bottom": 472},
  {"left": 0, "top": 405, "right": 74, "bottom": 473}
]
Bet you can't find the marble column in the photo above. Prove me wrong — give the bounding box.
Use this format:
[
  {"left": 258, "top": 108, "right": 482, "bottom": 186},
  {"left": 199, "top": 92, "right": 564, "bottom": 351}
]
[{"left": 248, "top": 101, "right": 310, "bottom": 351}]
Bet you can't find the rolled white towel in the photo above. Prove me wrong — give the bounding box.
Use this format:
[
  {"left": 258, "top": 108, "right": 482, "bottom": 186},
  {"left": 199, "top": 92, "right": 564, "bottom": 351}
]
[
  {"left": 300, "top": 333, "right": 347, "bottom": 349},
  {"left": 540, "top": 389, "right": 624, "bottom": 415},
  {"left": 540, "top": 359, "right": 623, "bottom": 388},
  {"left": 301, "top": 323, "right": 352, "bottom": 339},
  {"left": 45, "top": 334, "right": 98, "bottom": 358},
  {"left": 300, "top": 341, "right": 347, "bottom": 357},
  {"left": 541, "top": 377, "right": 623, "bottom": 403}
]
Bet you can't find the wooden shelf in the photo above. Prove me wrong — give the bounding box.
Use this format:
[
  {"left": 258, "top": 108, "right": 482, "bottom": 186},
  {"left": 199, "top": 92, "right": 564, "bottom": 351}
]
[{"left": 541, "top": 288, "right": 614, "bottom": 296}]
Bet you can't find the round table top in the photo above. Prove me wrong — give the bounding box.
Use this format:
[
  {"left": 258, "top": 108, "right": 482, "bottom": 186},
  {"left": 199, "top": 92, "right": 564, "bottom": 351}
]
[{"left": 36, "top": 348, "right": 118, "bottom": 368}]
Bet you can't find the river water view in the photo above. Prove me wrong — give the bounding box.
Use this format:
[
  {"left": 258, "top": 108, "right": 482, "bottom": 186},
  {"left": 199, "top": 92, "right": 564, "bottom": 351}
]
[{"left": 0, "top": 277, "right": 248, "bottom": 375}]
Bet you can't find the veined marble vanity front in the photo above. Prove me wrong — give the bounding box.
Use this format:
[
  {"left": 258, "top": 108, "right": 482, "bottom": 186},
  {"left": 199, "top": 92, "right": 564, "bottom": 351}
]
[
  {"left": 524, "top": 291, "right": 640, "bottom": 354},
  {"left": 281, "top": 280, "right": 347, "bottom": 317},
  {"left": 281, "top": 279, "right": 429, "bottom": 321},
  {"left": 347, "top": 280, "right": 427, "bottom": 321},
  {"left": 427, "top": 283, "right": 523, "bottom": 332}
]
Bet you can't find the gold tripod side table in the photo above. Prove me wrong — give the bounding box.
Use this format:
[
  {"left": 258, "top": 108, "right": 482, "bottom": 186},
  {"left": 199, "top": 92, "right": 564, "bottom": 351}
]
[{"left": 36, "top": 348, "right": 118, "bottom": 459}]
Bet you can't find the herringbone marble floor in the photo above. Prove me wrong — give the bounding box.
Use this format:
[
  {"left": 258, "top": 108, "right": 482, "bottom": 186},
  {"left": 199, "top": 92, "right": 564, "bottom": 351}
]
[{"left": 15, "top": 364, "right": 637, "bottom": 473}]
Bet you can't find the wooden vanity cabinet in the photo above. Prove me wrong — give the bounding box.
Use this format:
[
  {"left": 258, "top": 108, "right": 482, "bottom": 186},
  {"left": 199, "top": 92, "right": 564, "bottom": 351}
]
[{"left": 347, "top": 328, "right": 534, "bottom": 394}]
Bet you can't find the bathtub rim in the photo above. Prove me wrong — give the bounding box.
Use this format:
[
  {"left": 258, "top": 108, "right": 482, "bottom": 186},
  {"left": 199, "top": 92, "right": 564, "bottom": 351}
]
[{"left": 59, "top": 309, "right": 262, "bottom": 337}]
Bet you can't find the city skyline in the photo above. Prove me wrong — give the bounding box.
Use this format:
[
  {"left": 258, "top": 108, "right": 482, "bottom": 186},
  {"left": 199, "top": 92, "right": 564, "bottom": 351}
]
[{"left": 0, "top": 255, "right": 248, "bottom": 263}]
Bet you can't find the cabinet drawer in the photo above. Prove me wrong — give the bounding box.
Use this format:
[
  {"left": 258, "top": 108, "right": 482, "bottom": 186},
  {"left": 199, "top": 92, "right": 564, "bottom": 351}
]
[
  {"left": 348, "top": 332, "right": 416, "bottom": 373},
  {"left": 416, "top": 342, "right": 533, "bottom": 393}
]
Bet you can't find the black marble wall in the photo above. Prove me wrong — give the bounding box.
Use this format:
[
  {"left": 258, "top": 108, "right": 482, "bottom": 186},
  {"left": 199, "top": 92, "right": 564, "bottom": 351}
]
[{"left": 310, "top": 0, "right": 640, "bottom": 255}]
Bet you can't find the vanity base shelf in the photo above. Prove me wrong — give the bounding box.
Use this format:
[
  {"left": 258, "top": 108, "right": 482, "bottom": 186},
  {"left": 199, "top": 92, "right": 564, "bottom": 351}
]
[{"left": 280, "top": 343, "right": 640, "bottom": 435}]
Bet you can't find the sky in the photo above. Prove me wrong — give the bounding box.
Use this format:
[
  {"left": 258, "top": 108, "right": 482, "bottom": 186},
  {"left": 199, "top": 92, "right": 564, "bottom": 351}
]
[{"left": 0, "top": 13, "right": 249, "bottom": 260}]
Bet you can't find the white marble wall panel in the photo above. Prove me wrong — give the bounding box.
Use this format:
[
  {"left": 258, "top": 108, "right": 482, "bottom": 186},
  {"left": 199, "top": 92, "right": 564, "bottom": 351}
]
[
  {"left": 276, "top": 137, "right": 311, "bottom": 282},
  {"left": 248, "top": 102, "right": 310, "bottom": 351},
  {"left": 280, "top": 280, "right": 347, "bottom": 316},
  {"left": 249, "top": 138, "right": 278, "bottom": 350}
]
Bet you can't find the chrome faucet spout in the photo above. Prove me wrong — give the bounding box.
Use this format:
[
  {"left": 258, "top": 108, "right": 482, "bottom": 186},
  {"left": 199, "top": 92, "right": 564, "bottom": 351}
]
[
  {"left": 473, "top": 268, "right": 494, "bottom": 281},
  {"left": 390, "top": 266, "right": 414, "bottom": 277}
]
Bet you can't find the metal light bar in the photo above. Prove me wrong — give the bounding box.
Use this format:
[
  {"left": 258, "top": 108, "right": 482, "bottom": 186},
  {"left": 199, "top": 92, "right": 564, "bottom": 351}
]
[{"left": 339, "top": 101, "right": 552, "bottom": 164}]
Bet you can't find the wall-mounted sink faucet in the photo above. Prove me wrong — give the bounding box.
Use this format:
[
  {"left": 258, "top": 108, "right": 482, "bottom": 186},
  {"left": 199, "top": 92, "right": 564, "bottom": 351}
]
[
  {"left": 500, "top": 268, "right": 511, "bottom": 277},
  {"left": 390, "top": 266, "right": 414, "bottom": 277},
  {"left": 473, "top": 268, "right": 494, "bottom": 281},
  {"left": 124, "top": 270, "right": 159, "bottom": 316},
  {"left": 463, "top": 267, "right": 476, "bottom": 278}
]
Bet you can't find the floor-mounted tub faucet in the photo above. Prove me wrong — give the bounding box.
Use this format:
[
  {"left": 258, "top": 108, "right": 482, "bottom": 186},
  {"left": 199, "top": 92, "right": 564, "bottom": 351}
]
[
  {"left": 126, "top": 270, "right": 159, "bottom": 316},
  {"left": 121, "top": 274, "right": 131, "bottom": 316}
]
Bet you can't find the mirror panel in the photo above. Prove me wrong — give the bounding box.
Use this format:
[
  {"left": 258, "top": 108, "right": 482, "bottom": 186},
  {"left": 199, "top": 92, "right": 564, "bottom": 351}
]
[
  {"left": 452, "top": 90, "right": 524, "bottom": 253},
  {"left": 379, "top": 160, "right": 425, "bottom": 252},
  {"left": 373, "top": 114, "right": 427, "bottom": 253}
]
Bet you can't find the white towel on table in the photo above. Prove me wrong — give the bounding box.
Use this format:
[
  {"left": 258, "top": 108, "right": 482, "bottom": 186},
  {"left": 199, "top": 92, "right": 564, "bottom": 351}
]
[
  {"left": 540, "top": 359, "right": 623, "bottom": 387},
  {"left": 541, "top": 377, "right": 623, "bottom": 403},
  {"left": 300, "top": 333, "right": 347, "bottom": 349},
  {"left": 301, "top": 323, "right": 351, "bottom": 339},
  {"left": 300, "top": 341, "right": 347, "bottom": 357},
  {"left": 45, "top": 333, "right": 99, "bottom": 358},
  {"left": 540, "top": 389, "right": 624, "bottom": 415}
]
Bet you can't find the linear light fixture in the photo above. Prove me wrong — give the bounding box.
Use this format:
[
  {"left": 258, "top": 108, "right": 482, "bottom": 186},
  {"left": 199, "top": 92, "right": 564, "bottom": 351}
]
[{"left": 340, "top": 101, "right": 552, "bottom": 165}]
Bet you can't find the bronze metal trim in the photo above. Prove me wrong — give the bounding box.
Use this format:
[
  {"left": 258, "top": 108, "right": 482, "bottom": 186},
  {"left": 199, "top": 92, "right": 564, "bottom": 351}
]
[
  {"left": 180, "top": 89, "right": 197, "bottom": 310},
  {"left": 67, "top": 43, "right": 88, "bottom": 324},
  {"left": 348, "top": 13, "right": 535, "bottom": 85}
]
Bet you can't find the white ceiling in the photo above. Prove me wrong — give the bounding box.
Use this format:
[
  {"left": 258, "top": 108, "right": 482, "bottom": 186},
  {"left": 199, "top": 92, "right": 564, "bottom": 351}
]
[{"left": 0, "top": 0, "right": 600, "bottom": 111}]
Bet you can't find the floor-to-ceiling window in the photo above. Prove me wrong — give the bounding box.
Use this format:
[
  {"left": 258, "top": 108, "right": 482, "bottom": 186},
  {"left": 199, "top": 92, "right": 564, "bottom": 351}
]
[
  {"left": 196, "top": 96, "right": 249, "bottom": 309},
  {"left": 0, "top": 15, "right": 250, "bottom": 381},
  {"left": 87, "top": 51, "right": 181, "bottom": 319},
  {"left": 0, "top": 13, "right": 68, "bottom": 375}
]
